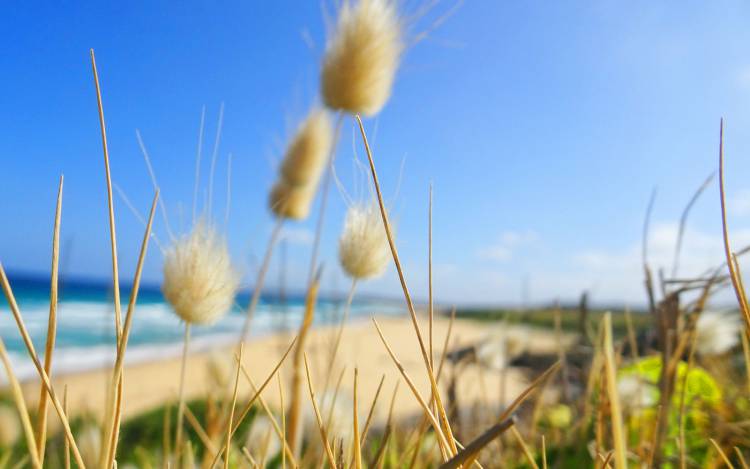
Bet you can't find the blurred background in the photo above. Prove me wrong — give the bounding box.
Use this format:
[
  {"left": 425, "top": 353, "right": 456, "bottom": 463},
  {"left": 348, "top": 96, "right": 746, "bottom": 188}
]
[{"left": 3, "top": 1, "right": 750, "bottom": 307}]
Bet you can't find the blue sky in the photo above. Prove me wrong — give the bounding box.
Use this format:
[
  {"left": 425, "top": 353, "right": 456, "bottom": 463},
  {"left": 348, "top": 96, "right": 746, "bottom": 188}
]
[{"left": 3, "top": 1, "right": 750, "bottom": 306}]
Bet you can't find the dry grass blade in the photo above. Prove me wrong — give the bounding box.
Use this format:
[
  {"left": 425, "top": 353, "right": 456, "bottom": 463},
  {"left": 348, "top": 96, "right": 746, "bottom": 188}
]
[
  {"left": 372, "top": 318, "right": 451, "bottom": 458},
  {"left": 35, "top": 175, "right": 63, "bottom": 465},
  {"left": 734, "top": 447, "right": 749, "bottom": 469},
  {"left": 208, "top": 336, "right": 297, "bottom": 467},
  {"left": 672, "top": 172, "right": 714, "bottom": 278},
  {"left": 303, "top": 353, "right": 337, "bottom": 468},
  {"left": 287, "top": 267, "right": 322, "bottom": 455},
  {"left": 183, "top": 404, "right": 219, "bottom": 456},
  {"left": 0, "top": 338, "right": 41, "bottom": 468},
  {"left": 511, "top": 426, "right": 539, "bottom": 469},
  {"left": 602, "top": 313, "right": 628, "bottom": 469},
  {"left": 438, "top": 416, "right": 516, "bottom": 469},
  {"left": 356, "top": 114, "right": 457, "bottom": 456},
  {"left": 174, "top": 324, "right": 190, "bottom": 463},
  {"left": 237, "top": 360, "right": 299, "bottom": 467},
  {"left": 104, "top": 191, "right": 159, "bottom": 468},
  {"left": 370, "top": 381, "right": 399, "bottom": 469},
  {"left": 224, "top": 345, "right": 244, "bottom": 469},
  {"left": 598, "top": 451, "right": 614, "bottom": 469},
  {"left": 278, "top": 373, "right": 288, "bottom": 469},
  {"left": 324, "top": 279, "right": 358, "bottom": 391},
  {"left": 90, "top": 48, "right": 129, "bottom": 469},
  {"left": 352, "top": 368, "right": 362, "bottom": 469},
  {"left": 542, "top": 435, "right": 547, "bottom": 469},
  {"left": 709, "top": 439, "right": 735, "bottom": 469},
  {"left": 718, "top": 119, "right": 750, "bottom": 335},
  {"left": 242, "top": 446, "right": 259, "bottom": 468},
  {"left": 409, "top": 307, "right": 457, "bottom": 469},
  {"left": 90, "top": 48, "right": 123, "bottom": 337},
  {"left": 498, "top": 360, "right": 561, "bottom": 422},
  {"left": 63, "top": 386, "right": 70, "bottom": 469},
  {"left": 306, "top": 111, "right": 344, "bottom": 285},
  {"left": 360, "top": 374, "right": 385, "bottom": 446},
  {"left": 0, "top": 264, "right": 85, "bottom": 467},
  {"left": 240, "top": 217, "right": 284, "bottom": 342},
  {"left": 428, "top": 184, "right": 434, "bottom": 370}
]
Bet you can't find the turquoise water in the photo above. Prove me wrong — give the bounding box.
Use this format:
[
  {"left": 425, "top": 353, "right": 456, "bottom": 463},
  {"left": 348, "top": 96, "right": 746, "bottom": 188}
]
[{"left": 0, "top": 272, "right": 401, "bottom": 379}]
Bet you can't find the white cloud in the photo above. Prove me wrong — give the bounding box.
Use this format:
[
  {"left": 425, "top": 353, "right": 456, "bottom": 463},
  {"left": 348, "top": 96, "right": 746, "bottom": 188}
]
[
  {"left": 477, "top": 230, "right": 539, "bottom": 262},
  {"left": 567, "top": 221, "right": 750, "bottom": 304}
]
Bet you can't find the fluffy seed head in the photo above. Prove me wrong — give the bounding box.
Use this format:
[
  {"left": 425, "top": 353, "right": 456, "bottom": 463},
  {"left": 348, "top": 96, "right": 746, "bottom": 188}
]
[
  {"left": 245, "top": 415, "right": 281, "bottom": 459},
  {"left": 695, "top": 311, "right": 740, "bottom": 356},
  {"left": 280, "top": 109, "right": 333, "bottom": 187},
  {"left": 0, "top": 404, "right": 20, "bottom": 447},
  {"left": 475, "top": 329, "right": 529, "bottom": 371},
  {"left": 617, "top": 375, "right": 657, "bottom": 409},
  {"left": 269, "top": 180, "right": 316, "bottom": 221},
  {"left": 162, "top": 223, "right": 239, "bottom": 325},
  {"left": 321, "top": 0, "right": 402, "bottom": 116},
  {"left": 338, "top": 202, "right": 390, "bottom": 279},
  {"left": 77, "top": 424, "right": 102, "bottom": 468}
]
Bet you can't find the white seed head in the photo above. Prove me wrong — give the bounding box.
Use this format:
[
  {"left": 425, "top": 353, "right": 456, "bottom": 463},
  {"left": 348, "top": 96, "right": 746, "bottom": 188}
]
[
  {"left": 694, "top": 311, "right": 740, "bottom": 356},
  {"left": 77, "top": 424, "right": 102, "bottom": 468},
  {"left": 305, "top": 391, "right": 354, "bottom": 442},
  {"left": 162, "top": 223, "right": 239, "bottom": 325},
  {"left": 616, "top": 375, "right": 657, "bottom": 409},
  {"left": 338, "top": 202, "right": 390, "bottom": 280},
  {"left": 475, "top": 329, "right": 529, "bottom": 371},
  {"left": 269, "top": 180, "right": 316, "bottom": 221},
  {"left": 0, "top": 404, "right": 20, "bottom": 447},
  {"left": 245, "top": 415, "right": 281, "bottom": 460},
  {"left": 321, "top": 0, "right": 402, "bottom": 116},
  {"left": 280, "top": 109, "right": 333, "bottom": 187}
]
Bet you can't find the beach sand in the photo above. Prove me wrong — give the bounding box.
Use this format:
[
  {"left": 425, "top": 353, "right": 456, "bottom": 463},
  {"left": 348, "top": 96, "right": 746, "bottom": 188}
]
[{"left": 18, "top": 316, "right": 566, "bottom": 428}]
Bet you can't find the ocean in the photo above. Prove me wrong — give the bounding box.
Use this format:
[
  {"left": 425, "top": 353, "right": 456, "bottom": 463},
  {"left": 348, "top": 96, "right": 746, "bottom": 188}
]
[{"left": 0, "top": 272, "right": 402, "bottom": 381}]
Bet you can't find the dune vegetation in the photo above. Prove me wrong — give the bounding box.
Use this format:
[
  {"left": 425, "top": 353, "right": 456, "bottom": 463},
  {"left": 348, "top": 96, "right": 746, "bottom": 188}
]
[{"left": 2, "top": 1, "right": 750, "bottom": 468}]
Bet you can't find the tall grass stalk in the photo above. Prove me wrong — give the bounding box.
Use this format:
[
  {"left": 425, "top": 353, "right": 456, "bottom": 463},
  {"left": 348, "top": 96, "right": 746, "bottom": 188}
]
[
  {"left": 0, "top": 265, "right": 85, "bottom": 467},
  {"left": 0, "top": 338, "right": 41, "bottom": 468},
  {"left": 35, "top": 175, "right": 63, "bottom": 465},
  {"left": 356, "top": 115, "right": 457, "bottom": 457},
  {"left": 602, "top": 313, "right": 628, "bottom": 469}
]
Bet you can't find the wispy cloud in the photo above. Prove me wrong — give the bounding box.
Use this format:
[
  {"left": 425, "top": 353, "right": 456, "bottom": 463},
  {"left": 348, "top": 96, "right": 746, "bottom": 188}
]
[{"left": 477, "top": 230, "right": 539, "bottom": 262}]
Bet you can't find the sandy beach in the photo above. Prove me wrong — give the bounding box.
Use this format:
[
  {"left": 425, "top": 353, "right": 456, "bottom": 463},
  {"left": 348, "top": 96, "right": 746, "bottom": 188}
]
[{"left": 17, "top": 316, "right": 567, "bottom": 428}]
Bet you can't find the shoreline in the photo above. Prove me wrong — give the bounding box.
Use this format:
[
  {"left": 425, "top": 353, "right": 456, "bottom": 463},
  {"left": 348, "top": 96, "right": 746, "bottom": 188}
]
[{"left": 14, "top": 316, "right": 566, "bottom": 429}]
